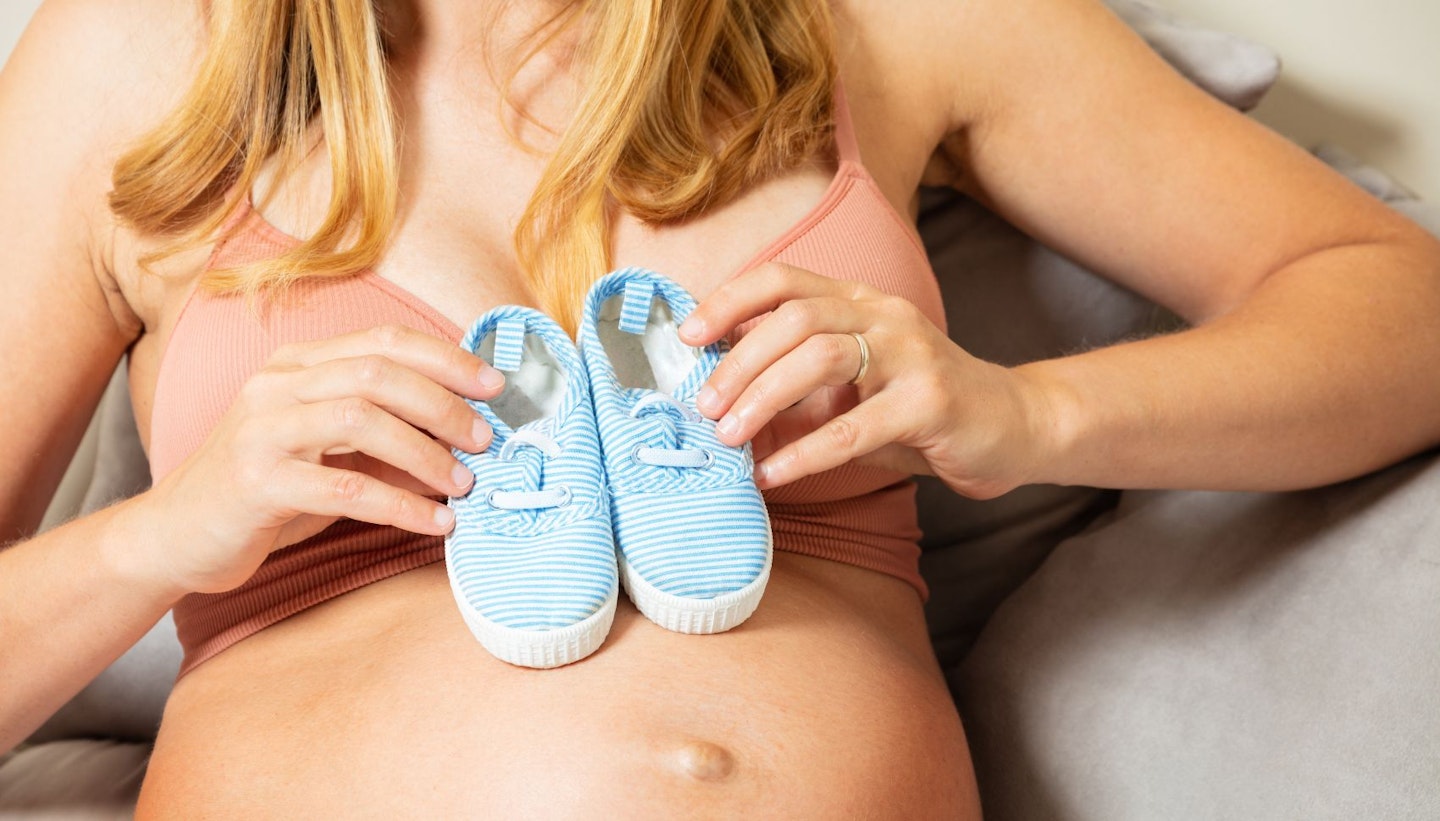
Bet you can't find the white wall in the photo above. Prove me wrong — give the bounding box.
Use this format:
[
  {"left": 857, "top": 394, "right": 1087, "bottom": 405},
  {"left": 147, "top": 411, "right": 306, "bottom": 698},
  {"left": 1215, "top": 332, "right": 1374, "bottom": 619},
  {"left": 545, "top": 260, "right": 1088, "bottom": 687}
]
[{"left": 1, "top": 0, "right": 1437, "bottom": 198}]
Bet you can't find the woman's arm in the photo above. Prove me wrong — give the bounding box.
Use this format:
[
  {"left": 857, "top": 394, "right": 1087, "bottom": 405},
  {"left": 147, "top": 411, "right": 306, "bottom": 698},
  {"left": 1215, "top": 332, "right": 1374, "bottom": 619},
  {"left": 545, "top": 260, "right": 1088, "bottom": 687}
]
[
  {"left": 0, "top": 505, "right": 189, "bottom": 751},
  {"left": 927, "top": 0, "right": 1440, "bottom": 490},
  {"left": 687, "top": 0, "right": 1440, "bottom": 495},
  {"left": 0, "top": 0, "right": 185, "bottom": 749}
]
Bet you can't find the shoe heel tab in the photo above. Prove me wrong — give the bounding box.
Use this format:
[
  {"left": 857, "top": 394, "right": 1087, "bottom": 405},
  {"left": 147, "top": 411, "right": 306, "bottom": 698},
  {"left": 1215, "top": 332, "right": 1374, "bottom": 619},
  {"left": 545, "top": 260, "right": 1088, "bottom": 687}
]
[
  {"left": 618, "top": 280, "right": 656, "bottom": 335},
  {"left": 491, "top": 316, "right": 528, "bottom": 372}
]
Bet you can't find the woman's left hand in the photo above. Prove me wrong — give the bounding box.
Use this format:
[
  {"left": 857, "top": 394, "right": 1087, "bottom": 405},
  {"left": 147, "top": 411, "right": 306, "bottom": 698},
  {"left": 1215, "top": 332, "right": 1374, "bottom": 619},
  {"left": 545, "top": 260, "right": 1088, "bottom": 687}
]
[{"left": 680, "top": 262, "right": 1053, "bottom": 499}]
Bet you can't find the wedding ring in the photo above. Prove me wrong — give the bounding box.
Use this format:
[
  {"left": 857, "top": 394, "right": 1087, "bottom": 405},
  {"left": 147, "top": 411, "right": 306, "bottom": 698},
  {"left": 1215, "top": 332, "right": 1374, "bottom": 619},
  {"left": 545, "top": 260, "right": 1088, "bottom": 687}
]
[{"left": 847, "top": 332, "right": 871, "bottom": 386}]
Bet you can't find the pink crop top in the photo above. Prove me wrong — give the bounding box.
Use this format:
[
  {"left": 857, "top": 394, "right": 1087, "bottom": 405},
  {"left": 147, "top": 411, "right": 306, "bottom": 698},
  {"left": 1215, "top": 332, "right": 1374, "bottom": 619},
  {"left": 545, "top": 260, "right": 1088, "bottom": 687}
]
[{"left": 148, "top": 80, "right": 948, "bottom": 677}]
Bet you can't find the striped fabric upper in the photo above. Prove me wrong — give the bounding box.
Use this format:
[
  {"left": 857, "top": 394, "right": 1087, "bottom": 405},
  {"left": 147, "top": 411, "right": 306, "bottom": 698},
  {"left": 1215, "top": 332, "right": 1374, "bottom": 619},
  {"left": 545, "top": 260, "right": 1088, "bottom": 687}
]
[
  {"left": 446, "top": 307, "right": 617, "bottom": 631},
  {"left": 580, "top": 268, "right": 771, "bottom": 600}
]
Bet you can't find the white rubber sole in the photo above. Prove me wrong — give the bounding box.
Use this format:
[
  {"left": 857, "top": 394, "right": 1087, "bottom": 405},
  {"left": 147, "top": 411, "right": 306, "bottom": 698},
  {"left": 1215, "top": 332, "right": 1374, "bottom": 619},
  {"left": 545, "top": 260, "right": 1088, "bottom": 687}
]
[
  {"left": 446, "top": 567, "right": 618, "bottom": 669},
  {"left": 618, "top": 527, "right": 773, "bottom": 635}
]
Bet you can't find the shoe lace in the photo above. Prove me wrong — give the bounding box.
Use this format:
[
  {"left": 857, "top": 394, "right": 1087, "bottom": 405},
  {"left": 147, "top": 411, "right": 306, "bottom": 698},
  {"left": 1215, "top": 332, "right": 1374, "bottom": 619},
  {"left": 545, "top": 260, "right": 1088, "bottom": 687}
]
[
  {"left": 486, "top": 429, "right": 572, "bottom": 510},
  {"left": 627, "top": 394, "right": 715, "bottom": 469}
]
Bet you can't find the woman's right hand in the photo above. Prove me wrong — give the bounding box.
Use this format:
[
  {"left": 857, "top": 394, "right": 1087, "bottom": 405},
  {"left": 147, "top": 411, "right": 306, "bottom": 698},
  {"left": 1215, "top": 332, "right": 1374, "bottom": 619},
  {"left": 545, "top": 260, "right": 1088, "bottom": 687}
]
[{"left": 135, "top": 325, "right": 503, "bottom": 595}]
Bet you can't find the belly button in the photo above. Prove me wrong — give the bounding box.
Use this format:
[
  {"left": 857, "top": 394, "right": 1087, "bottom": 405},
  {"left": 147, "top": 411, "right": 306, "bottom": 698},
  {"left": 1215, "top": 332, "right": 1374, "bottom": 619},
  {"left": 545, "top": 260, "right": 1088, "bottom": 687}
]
[{"left": 672, "top": 740, "right": 737, "bottom": 782}]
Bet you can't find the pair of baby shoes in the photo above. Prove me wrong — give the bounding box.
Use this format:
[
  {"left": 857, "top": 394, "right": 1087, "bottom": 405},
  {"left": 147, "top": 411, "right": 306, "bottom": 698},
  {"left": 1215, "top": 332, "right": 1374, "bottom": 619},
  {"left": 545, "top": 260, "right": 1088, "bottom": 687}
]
[{"left": 445, "top": 268, "right": 772, "bottom": 668}]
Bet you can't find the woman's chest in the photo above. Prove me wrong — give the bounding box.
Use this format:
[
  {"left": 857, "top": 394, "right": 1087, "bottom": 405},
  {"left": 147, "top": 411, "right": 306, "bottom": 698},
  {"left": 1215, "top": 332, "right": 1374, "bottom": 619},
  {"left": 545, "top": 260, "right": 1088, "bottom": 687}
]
[
  {"left": 363, "top": 155, "right": 845, "bottom": 330},
  {"left": 119, "top": 140, "right": 845, "bottom": 452}
]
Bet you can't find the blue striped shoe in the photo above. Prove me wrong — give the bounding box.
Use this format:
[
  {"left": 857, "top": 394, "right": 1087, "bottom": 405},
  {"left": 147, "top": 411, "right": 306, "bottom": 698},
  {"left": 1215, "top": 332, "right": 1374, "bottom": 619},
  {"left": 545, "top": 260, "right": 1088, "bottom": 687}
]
[
  {"left": 579, "top": 267, "right": 772, "bottom": 635},
  {"left": 446, "top": 306, "right": 618, "bottom": 668}
]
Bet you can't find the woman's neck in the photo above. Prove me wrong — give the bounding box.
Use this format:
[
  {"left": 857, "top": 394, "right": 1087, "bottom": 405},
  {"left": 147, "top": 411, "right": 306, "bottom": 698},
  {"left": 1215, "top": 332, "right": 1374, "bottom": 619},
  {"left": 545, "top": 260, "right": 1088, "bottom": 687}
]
[
  {"left": 376, "top": 0, "right": 584, "bottom": 150},
  {"left": 377, "top": 0, "right": 577, "bottom": 63}
]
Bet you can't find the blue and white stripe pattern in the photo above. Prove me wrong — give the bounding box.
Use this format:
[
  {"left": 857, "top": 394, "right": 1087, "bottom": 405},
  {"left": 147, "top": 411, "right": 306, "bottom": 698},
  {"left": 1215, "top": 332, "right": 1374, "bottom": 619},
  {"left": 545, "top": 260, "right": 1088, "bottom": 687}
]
[
  {"left": 580, "top": 268, "right": 772, "bottom": 634},
  {"left": 446, "top": 306, "right": 618, "bottom": 668}
]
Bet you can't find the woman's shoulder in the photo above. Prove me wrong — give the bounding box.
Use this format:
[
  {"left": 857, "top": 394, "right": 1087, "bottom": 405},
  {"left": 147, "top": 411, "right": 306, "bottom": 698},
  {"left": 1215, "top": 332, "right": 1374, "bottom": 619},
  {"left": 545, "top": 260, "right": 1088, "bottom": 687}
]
[
  {"left": 831, "top": 0, "right": 1193, "bottom": 196},
  {"left": 830, "top": 0, "right": 985, "bottom": 121},
  {"left": 1, "top": 0, "right": 210, "bottom": 322},
  {"left": 7, "top": 0, "right": 206, "bottom": 169},
  {"left": 832, "top": 0, "right": 1118, "bottom": 128},
  {"left": 824, "top": 0, "right": 944, "bottom": 202},
  {"left": 11, "top": 0, "right": 207, "bottom": 122}
]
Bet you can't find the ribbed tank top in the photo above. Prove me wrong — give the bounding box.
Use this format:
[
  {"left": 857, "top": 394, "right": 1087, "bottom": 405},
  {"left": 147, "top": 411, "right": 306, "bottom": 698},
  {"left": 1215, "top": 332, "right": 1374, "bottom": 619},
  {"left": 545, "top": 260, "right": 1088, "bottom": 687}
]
[{"left": 150, "top": 80, "right": 947, "bottom": 678}]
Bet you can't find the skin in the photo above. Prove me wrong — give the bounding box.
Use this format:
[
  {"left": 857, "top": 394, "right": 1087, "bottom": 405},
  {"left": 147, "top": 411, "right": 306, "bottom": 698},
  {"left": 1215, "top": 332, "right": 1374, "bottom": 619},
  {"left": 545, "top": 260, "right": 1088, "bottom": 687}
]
[{"left": 2, "top": 0, "right": 1438, "bottom": 816}]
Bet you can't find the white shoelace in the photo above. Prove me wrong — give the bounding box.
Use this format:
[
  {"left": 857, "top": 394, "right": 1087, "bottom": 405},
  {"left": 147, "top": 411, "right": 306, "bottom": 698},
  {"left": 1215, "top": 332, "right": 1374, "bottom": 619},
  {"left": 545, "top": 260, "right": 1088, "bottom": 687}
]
[
  {"left": 628, "top": 394, "right": 715, "bottom": 469},
  {"left": 487, "top": 429, "right": 571, "bottom": 510}
]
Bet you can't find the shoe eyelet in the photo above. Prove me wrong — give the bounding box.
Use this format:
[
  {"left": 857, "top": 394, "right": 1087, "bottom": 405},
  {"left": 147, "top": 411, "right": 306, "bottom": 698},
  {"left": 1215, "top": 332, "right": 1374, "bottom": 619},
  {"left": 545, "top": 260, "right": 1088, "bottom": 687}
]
[
  {"left": 630, "top": 444, "right": 646, "bottom": 465},
  {"left": 699, "top": 449, "right": 715, "bottom": 468},
  {"left": 554, "top": 486, "right": 574, "bottom": 508},
  {"left": 484, "top": 489, "right": 503, "bottom": 509}
]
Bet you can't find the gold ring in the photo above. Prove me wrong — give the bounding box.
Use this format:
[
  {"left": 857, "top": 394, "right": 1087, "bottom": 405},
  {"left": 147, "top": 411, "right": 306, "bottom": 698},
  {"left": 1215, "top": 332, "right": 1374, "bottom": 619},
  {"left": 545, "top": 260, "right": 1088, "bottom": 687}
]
[{"left": 847, "top": 332, "right": 870, "bottom": 386}]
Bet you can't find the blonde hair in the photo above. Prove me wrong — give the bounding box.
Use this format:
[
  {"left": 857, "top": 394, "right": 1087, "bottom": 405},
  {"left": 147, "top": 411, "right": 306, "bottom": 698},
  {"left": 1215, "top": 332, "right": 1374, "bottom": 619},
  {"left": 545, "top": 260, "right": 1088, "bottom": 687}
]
[{"left": 109, "top": 0, "right": 835, "bottom": 334}]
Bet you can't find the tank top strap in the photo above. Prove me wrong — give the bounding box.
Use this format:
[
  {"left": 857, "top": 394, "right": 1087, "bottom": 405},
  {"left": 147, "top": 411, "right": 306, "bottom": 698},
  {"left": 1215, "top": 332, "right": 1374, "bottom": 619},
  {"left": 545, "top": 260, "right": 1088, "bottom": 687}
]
[
  {"left": 219, "top": 188, "right": 266, "bottom": 232},
  {"left": 832, "top": 73, "right": 863, "bottom": 165}
]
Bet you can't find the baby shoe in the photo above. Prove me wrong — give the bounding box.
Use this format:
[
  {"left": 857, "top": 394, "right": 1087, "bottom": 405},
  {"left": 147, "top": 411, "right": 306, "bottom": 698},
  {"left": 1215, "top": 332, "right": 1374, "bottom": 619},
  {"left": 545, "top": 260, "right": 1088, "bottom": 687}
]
[
  {"left": 447, "top": 306, "right": 618, "bottom": 667},
  {"left": 579, "top": 267, "right": 772, "bottom": 634}
]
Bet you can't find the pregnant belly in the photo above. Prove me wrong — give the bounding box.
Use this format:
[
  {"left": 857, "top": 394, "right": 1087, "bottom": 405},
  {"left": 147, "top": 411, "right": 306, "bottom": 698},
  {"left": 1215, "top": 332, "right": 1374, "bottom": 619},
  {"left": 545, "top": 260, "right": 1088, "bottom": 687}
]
[{"left": 136, "top": 554, "right": 978, "bottom": 818}]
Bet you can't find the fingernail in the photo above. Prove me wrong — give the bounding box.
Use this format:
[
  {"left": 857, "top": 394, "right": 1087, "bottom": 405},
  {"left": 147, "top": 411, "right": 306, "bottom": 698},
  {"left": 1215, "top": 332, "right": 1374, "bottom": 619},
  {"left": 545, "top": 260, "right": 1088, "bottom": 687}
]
[
  {"left": 696, "top": 385, "right": 720, "bottom": 415},
  {"left": 434, "top": 505, "right": 455, "bottom": 529},
  {"left": 679, "top": 316, "right": 704, "bottom": 341},
  {"left": 717, "top": 413, "right": 741, "bottom": 439},
  {"left": 451, "top": 463, "right": 474, "bottom": 491},
  {"left": 478, "top": 365, "right": 505, "bottom": 392},
  {"left": 472, "top": 417, "right": 491, "bottom": 447},
  {"left": 755, "top": 461, "right": 773, "bottom": 487}
]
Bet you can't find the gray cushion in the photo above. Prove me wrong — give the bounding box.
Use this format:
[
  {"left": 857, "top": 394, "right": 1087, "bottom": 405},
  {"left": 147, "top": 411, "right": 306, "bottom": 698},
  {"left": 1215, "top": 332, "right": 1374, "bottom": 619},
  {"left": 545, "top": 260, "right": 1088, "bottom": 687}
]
[
  {"left": 917, "top": 187, "right": 1177, "bottom": 665},
  {"left": 0, "top": 740, "right": 148, "bottom": 818},
  {"left": 955, "top": 450, "right": 1440, "bottom": 820}
]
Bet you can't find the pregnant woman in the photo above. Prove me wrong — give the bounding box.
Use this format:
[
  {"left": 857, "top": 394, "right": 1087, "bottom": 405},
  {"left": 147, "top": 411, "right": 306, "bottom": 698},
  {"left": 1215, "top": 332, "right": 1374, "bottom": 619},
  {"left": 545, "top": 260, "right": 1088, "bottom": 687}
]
[{"left": 3, "top": 0, "right": 1437, "bottom": 816}]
